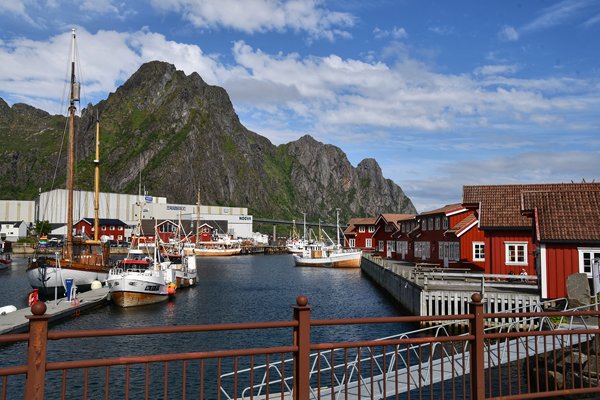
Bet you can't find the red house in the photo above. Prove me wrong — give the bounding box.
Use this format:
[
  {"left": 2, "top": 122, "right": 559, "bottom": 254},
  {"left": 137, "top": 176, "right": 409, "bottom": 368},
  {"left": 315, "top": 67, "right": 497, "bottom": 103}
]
[
  {"left": 372, "top": 214, "right": 413, "bottom": 257},
  {"left": 521, "top": 188, "right": 600, "bottom": 299},
  {"left": 344, "top": 218, "right": 377, "bottom": 250},
  {"left": 410, "top": 204, "right": 470, "bottom": 267},
  {"left": 461, "top": 183, "right": 600, "bottom": 281},
  {"left": 75, "top": 218, "right": 128, "bottom": 242},
  {"left": 391, "top": 215, "right": 418, "bottom": 261}
]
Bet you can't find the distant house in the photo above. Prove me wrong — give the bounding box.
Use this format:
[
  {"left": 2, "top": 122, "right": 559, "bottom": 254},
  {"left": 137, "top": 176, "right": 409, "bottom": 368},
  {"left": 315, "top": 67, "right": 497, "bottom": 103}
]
[
  {"left": 521, "top": 188, "right": 600, "bottom": 299},
  {"left": 372, "top": 214, "right": 414, "bottom": 258},
  {"left": 74, "top": 218, "right": 128, "bottom": 242},
  {"left": 392, "top": 215, "right": 418, "bottom": 261},
  {"left": 411, "top": 204, "right": 469, "bottom": 267},
  {"left": 0, "top": 221, "right": 28, "bottom": 242},
  {"left": 344, "top": 218, "right": 377, "bottom": 250}
]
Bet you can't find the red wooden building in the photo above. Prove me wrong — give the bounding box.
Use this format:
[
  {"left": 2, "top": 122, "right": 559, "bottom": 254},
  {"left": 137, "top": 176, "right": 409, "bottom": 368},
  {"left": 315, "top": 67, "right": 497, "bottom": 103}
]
[
  {"left": 391, "top": 215, "right": 418, "bottom": 261},
  {"left": 521, "top": 188, "right": 600, "bottom": 298},
  {"left": 461, "top": 183, "right": 600, "bottom": 287},
  {"left": 372, "top": 214, "right": 414, "bottom": 258},
  {"left": 75, "top": 218, "right": 128, "bottom": 243},
  {"left": 343, "top": 218, "right": 377, "bottom": 251}
]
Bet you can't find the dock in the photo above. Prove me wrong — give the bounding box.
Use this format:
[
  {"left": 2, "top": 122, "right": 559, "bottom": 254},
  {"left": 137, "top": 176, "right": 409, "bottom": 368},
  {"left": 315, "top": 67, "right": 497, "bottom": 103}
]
[
  {"left": 0, "top": 286, "right": 109, "bottom": 334},
  {"left": 361, "top": 254, "right": 541, "bottom": 324}
]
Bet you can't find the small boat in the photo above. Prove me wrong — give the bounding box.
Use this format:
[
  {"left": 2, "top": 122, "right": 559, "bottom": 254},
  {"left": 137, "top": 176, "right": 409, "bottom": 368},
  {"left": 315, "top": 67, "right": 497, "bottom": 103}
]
[
  {"left": 159, "top": 245, "right": 197, "bottom": 288},
  {"left": 293, "top": 210, "right": 362, "bottom": 268},
  {"left": 107, "top": 248, "right": 168, "bottom": 307},
  {"left": 0, "top": 253, "right": 12, "bottom": 271},
  {"left": 26, "top": 30, "right": 111, "bottom": 297}
]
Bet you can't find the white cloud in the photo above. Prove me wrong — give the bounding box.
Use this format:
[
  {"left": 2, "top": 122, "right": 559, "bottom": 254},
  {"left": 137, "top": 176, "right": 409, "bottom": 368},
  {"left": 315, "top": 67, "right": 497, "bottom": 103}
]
[
  {"left": 0, "top": 0, "right": 35, "bottom": 25},
  {"left": 583, "top": 13, "right": 600, "bottom": 27},
  {"left": 522, "top": 0, "right": 590, "bottom": 32},
  {"left": 474, "top": 64, "right": 518, "bottom": 76},
  {"left": 498, "top": 25, "right": 519, "bottom": 41},
  {"left": 373, "top": 26, "right": 407, "bottom": 40},
  {"left": 80, "top": 0, "right": 119, "bottom": 15},
  {"left": 149, "top": 0, "right": 355, "bottom": 40}
]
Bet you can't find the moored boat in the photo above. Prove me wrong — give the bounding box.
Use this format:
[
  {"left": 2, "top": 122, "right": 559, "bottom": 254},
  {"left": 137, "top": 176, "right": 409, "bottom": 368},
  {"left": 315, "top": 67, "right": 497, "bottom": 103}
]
[
  {"left": 26, "top": 30, "right": 111, "bottom": 298},
  {"left": 160, "top": 246, "right": 198, "bottom": 288},
  {"left": 0, "top": 253, "right": 12, "bottom": 271},
  {"left": 107, "top": 253, "right": 168, "bottom": 307},
  {"left": 293, "top": 209, "right": 362, "bottom": 268}
]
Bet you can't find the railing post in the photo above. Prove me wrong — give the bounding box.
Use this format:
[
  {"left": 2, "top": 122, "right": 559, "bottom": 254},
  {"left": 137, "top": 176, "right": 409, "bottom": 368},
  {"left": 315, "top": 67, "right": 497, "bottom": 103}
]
[
  {"left": 293, "top": 295, "right": 311, "bottom": 400},
  {"left": 469, "top": 293, "right": 485, "bottom": 400},
  {"left": 25, "top": 301, "right": 50, "bottom": 400}
]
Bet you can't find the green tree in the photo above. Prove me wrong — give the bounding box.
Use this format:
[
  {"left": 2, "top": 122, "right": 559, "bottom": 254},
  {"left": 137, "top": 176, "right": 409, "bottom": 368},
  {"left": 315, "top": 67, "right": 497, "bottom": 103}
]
[{"left": 35, "top": 220, "right": 51, "bottom": 237}]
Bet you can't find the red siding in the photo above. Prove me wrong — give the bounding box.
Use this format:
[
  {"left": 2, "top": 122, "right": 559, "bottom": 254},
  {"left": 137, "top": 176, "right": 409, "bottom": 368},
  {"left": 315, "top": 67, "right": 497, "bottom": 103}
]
[
  {"left": 544, "top": 244, "right": 581, "bottom": 299},
  {"left": 486, "top": 231, "right": 535, "bottom": 275},
  {"left": 458, "top": 222, "right": 485, "bottom": 271}
]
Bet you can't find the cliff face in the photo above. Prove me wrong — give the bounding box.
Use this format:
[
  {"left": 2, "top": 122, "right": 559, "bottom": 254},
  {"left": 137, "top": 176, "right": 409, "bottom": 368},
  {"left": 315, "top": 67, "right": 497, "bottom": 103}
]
[{"left": 0, "top": 61, "right": 416, "bottom": 221}]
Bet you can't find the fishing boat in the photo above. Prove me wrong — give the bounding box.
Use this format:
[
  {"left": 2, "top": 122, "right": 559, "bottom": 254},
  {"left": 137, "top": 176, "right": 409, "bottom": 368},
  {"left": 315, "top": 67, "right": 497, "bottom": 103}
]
[
  {"left": 293, "top": 210, "right": 362, "bottom": 268},
  {"left": 107, "top": 248, "right": 169, "bottom": 307},
  {"left": 26, "top": 30, "right": 111, "bottom": 297}
]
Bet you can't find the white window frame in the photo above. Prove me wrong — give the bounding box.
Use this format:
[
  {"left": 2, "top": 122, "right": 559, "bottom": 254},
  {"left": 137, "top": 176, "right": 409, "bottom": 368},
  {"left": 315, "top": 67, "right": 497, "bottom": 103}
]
[
  {"left": 378, "top": 240, "right": 385, "bottom": 252},
  {"left": 435, "top": 217, "right": 440, "bottom": 230},
  {"left": 365, "top": 238, "right": 372, "bottom": 248},
  {"left": 473, "top": 242, "right": 485, "bottom": 261},
  {"left": 428, "top": 219, "right": 433, "bottom": 230},
  {"left": 505, "top": 242, "right": 528, "bottom": 265},
  {"left": 368, "top": 226, "right": 375, "bottom": 233},
  {"left": 359, "top": 226, "right": 365, "bottom": 233},
  {"left": 578, "top": 248, "right": 600, "bottom": 277},
  {"left": 442, "top": 217, "right": 448, "bottom": 230},
  {"left": 348, "top": 238, "right": 355, "bottom": 248},
  {"left": 414, "top": 241, "right": 431, "bottom": 260}
]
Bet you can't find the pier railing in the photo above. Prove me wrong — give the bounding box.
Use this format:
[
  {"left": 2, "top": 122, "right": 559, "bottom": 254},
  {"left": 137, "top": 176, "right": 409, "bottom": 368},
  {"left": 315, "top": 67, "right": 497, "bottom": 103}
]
[{"left": 1, "top": 295, "right": 600, "bottom": 399}]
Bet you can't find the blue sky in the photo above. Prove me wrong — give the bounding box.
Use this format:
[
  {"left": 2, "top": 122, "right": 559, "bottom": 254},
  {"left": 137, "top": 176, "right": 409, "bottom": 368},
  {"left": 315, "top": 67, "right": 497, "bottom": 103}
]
[{"left": 1, "top": 0, "right": 599, "bottom": 212}]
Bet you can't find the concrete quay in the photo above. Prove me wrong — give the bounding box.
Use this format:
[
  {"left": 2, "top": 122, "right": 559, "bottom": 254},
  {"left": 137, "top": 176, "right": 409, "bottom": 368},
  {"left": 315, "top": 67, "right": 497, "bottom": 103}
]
[
  {"left": 360, "top": 253, "right": 541, "bottom": 324},
  {"left": 0, "top": 287, "right": 109, "bottom": 335}
]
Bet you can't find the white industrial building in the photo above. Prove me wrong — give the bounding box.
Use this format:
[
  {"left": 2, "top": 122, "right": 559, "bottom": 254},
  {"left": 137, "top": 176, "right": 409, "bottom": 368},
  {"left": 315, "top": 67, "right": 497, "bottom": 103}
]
[
  {"left": 20, "top": 189, "right": 253, "bottom": 239},
  {"left": 0, "top": 200, "right": 35, "bottom": 223}
]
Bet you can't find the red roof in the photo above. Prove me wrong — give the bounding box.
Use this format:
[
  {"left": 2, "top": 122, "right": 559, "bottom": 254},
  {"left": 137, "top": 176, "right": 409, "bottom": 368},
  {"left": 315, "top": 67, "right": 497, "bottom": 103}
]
[
  {"left": 344, "top": 217, "right": 376, "bottom": 234},
  {"left": 521, "top": 189, "right": 600, "bottom": 242},
  {"left": 418, "top": 203, "right": 465, "bottom": 217},
  {"left": 446, "top": 214, "right": 478, "bottom": 237},
  {"left": 463, "top": 183, "right": 600, "bottom": 229}
]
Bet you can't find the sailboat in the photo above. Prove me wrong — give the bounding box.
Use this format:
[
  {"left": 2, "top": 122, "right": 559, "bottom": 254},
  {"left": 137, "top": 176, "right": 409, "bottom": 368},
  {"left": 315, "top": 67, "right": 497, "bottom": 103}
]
[
  {"left": 190, "top": 190, "right": 242, "bottom": 256},
  {"left": 26, "top": 30, "right": 111, "bottom": 297},
  {"left": 293, "top": 210, "right": 362, "bottom": 268}
]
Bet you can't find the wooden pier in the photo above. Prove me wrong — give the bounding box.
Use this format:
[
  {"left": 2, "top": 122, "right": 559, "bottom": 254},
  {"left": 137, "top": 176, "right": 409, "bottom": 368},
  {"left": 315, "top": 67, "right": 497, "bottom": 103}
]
[
  {"left": 361, "top": 254, "right": 541, "bottom": 324},
  {"left": 0, "top": 286, "right": 109, "bottom": 334}
]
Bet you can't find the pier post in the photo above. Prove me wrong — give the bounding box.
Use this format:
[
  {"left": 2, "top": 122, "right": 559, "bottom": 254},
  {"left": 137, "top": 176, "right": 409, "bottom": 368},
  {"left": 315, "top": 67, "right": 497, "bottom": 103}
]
[
  {"left": 293, "top": 295, "right": 311, "bottom": 400},
  {"left": 469, "top": 293, "right": 485, "bottom": 400},
  {"left": 25, "top": 301, "right": 50, "bottom": 400}
]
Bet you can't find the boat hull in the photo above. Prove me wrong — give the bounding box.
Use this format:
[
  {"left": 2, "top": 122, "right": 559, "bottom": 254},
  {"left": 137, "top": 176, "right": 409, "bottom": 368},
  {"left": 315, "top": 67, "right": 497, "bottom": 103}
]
[
  {"left": 107, "top": 270, "right": 168, "bottom": 308},
  {"left": 194, "top": 248, "right": 241, "bottom": 256},
  {"left": 26, "top": 259, "right": 108, "bottom": 297},
  {"left": 293, "top": 251, "right": 362, "bottom": 268}
]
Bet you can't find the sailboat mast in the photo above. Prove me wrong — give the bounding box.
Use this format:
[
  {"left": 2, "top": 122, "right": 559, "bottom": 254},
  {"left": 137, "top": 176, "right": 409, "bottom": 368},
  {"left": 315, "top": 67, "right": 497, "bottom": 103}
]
[
  {"left": 336, "top": 208, "right": 340, "bottom": 247},
  {"left": 196, "top": 189, "right": 200, "bottom": 244},
  {"left": 93, "top": 111, "right": 100, "bottom": 241},
  {"left": 66, "top": 29, "right": 79, "bottom": 257}
]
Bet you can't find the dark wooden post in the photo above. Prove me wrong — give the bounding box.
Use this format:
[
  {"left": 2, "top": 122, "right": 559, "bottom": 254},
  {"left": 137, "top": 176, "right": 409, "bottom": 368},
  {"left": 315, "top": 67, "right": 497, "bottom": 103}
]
[
  {"left": 293, "top": 295, "right": 311, "bottom": 400},
  {"left": 469, "top": 293, "right": 485, "bottom": 400},
  {"left": 25, "top": 301, "right": 50, "bottom": 400}
]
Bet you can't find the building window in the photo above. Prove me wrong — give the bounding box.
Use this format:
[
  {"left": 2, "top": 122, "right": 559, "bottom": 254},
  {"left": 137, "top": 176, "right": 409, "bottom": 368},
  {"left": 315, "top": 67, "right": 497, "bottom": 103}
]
[
  {"left": 442, "top": 217, "right": 448, "bottom": 230},
  {"left": 505, "top": 242, "right": 527, "bottom": 265},
  {"left": 349, "top": 238, "right": 355, "bottom": 247},
  {"left": 440, "top": 242, "right": 460, "bottom": 261},
  {"left": 378, "top": 240, "right": 384, "bottom": 252},
  {"left": 359, "top": 226, "right": 365, "bottom": 233},
  {"left": 414, "top": 241, "right": 431, "bottom": 260},
  {"left": 578, "top": 248, "right": 600, "bottom": 276},
  {"left": 118, "top": 235, "right": 123, "bottom": 241},
  {"left": 397, "top": 241, "right": 408, "bottom": 257},
  {"left": 102, "top": 225, "right": 106, "bottom": 231},
  {"left": 435, "top": 217, "right": 440, "bottom": 230},
  {"left": 110, "top": 226, "right": 115, "bottom": 231},
  {"left": 428, "top": 219, "right": 433, "bottom": 230},
  {"left": 368, "top": 226, "right": 375, "bottom": 233},
  {"left": 365, "top": 238, "right": 372, "bottom": 248},
  {"left": 118, "top": 226, "right": 123, "bottom": 231},
  {"left": 387, "top": 240, "right": 395, "bottom": 252},
  {"left": 473, "top": 242, "right": 485, "bottom": 261}
]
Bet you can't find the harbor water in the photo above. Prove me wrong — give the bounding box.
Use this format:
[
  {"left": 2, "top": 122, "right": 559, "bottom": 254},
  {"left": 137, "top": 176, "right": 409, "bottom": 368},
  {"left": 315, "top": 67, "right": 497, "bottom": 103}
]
[{"left": 0, "top": 254, "right": 415, "bottom": 398}]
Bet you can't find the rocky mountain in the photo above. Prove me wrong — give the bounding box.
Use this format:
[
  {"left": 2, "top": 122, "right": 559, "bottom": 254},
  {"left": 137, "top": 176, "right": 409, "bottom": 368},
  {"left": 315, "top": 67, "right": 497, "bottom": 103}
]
[{"left": 0, "top": 61, "right": 416, "bottom": 222}]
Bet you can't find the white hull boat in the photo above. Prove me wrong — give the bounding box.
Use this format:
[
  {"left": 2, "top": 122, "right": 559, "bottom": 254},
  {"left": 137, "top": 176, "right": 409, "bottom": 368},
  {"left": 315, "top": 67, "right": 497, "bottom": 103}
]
[
  {"left": 107, "top": 267, "right": 168, "bottom": 307},
  {"left": 293, "top": 247, "right": 362, "bottom": 268}
]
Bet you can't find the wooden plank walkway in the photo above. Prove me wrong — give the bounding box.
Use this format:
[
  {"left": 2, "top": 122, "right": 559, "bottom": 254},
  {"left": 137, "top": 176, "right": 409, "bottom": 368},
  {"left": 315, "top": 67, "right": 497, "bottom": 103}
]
[{"left": 0, "top": 287, "right": 109, "bottom": 334}]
